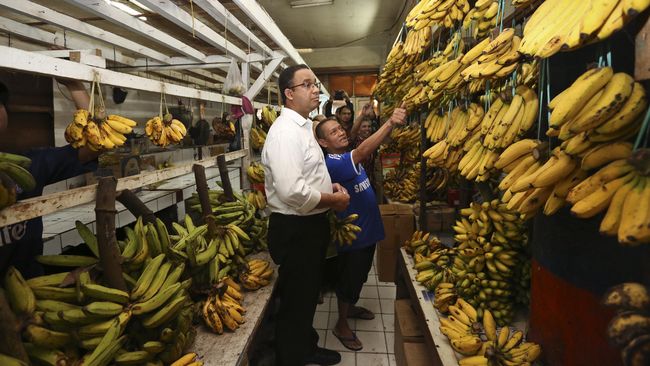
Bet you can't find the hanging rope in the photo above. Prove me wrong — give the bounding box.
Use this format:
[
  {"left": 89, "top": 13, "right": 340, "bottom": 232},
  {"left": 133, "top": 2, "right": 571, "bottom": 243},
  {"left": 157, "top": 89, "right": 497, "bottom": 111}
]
[
  {"left": 634, "top": 106, "right": 650, "bottom": 150},
  {"left": 189, "top": 0, "right": 196, "bottom": 38}
]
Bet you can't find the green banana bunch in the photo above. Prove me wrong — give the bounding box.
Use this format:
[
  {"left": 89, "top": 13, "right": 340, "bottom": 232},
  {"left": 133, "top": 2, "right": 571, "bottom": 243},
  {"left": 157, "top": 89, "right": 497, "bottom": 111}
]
[
  {"left": 4, "top": 266, "right": 36, "bottom": 316},
  {"left": 0, "top": 150, "right": 32, "bottom": 208}
]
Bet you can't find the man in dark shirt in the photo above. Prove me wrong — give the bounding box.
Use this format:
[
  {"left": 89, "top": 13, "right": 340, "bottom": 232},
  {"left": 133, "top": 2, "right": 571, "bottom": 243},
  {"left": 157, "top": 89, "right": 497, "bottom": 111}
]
[{"left": 0, "top": 80, "right": 98, "bottom": 277}]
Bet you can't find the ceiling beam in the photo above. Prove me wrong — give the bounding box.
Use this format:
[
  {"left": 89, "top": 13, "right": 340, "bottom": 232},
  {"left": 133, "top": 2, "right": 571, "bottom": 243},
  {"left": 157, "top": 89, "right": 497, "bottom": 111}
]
[
  {"left": 192, "top": 0, "right": 274, "bottom": 57},
  {"left": 134, "top": 0, "right": 248, "bottom": 62},
  {"left": 229, "top": 0, "right": 329, "bottom": 96},
  {"left": 0, "top": 45, "right": 276, "bottom": 108},
  {"left": 60, "top": 0, "right": 209, "bottom": 62},
  {"left": 245, "top": 56, "right": 283, "bottom": 100}
]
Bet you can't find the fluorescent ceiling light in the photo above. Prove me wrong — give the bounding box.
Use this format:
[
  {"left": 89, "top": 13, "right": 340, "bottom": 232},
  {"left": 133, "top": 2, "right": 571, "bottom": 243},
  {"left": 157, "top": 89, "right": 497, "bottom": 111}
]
[
  {"left": 105, "top": 0, "right": 143, "bottom": 16},
  {"left": 290, "top": 0, "right": 333, "bottom": 9}
]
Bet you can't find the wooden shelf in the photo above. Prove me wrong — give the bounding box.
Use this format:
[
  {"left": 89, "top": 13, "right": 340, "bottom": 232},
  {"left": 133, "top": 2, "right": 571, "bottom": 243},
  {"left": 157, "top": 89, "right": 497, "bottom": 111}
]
[
  {"left": 0, "top": 149, "right": 246, "bottom": 228},
  {"left": 192, "top": 251, "right": 277, "bottom": 366}
]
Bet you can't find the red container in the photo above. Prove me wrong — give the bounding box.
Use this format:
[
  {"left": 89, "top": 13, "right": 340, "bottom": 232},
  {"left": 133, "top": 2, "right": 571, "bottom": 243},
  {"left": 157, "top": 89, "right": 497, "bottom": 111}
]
[
  {"left": 446, "top": 189, "right": 460, "bottom": 207},
  {"left": 252, "top": 183, "right": 265, "bottom": 195}
]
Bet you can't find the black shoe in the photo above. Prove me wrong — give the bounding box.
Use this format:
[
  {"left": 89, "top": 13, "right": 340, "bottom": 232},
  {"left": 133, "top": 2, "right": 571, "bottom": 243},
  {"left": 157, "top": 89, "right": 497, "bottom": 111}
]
[{"left": 303, "top": 347, "right": 341, "bottom": 365}]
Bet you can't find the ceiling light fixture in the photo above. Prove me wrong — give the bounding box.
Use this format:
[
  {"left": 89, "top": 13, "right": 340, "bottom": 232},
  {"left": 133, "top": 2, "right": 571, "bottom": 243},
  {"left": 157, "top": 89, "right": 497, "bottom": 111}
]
[{"left": 289, "top": 0, "right": 333, "bottom": 9}]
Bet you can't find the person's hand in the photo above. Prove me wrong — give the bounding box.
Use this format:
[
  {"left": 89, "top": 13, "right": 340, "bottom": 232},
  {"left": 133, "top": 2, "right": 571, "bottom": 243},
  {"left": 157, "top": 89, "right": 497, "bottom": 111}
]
[
  {"left": 332, "top": 190, "right": 350, "bottom": 212},
  {"left": 388, "top": 102, "right": 407, "bottom": 127},
  {"left": 332, "top": 183, "right": 347, "bottom": 195}
]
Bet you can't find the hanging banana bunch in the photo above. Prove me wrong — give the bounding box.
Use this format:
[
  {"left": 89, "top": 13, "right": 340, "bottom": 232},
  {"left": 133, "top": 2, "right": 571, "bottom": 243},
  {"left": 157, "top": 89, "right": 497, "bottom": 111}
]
[
  {"left": 406, "top": 0, "right": 471, "bottom": 31},
  {"left": 460, "top": 28, "right": 522, "bottom": 82},
  {"left": 519, "top": 0, "right": 650, "bottom": 59},
  {"left": 64, "top": 78, "right": 135, "bottom": 151},
  {"left": 260, "top": 105, "right": 277, "bottom": 130},
  {"left": 463, "top": 0, "right": 500, "bottom": 39},
  {"left": 0, "top": 152, "right": 36, "bottom": 209},
  {"left": 329, "top": 212, "right": 362, "bottom": 246},
  {"left": 145, "top": 91, "right": 187, "bottom": 147}
]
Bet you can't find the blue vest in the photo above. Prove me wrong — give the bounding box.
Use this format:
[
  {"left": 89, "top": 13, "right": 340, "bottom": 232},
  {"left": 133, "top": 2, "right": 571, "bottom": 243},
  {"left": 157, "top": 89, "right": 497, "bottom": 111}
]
[{"left": 325, "top": 152, "right": 384, "bottom": 252}]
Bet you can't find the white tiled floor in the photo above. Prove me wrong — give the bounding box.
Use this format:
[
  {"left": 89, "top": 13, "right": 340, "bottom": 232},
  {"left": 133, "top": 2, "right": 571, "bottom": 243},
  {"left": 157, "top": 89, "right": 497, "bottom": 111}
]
[{"left": 310, "top": 257, "right": 397, "bottom": 366}]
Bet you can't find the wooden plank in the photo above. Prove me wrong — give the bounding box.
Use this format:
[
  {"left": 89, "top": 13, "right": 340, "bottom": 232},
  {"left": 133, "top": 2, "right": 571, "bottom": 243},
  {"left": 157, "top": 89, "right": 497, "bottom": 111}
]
[
  {"left": 636, "top": 13, "right": 650, "bottom": 81},
  {"left": 192, "top": 251, "right": 277, "bottom": 365},
  {"left": 0, "top": 149, "right": 247, "bottom": 228},
  {"left": 399, "top": 248, "right": 459, "bottom": 366},
  {"left": 244, "top": 57, "right": 284, "bottom": 100}
]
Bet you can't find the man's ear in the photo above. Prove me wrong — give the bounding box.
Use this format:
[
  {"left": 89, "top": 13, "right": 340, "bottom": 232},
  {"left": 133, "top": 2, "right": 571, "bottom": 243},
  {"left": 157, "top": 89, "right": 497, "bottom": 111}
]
[
  {"left": 317, "top": 138, "right": 328, "bottom": 148},
  {"left": 284, "top": 88, "right": 293, "bottom": 101}
]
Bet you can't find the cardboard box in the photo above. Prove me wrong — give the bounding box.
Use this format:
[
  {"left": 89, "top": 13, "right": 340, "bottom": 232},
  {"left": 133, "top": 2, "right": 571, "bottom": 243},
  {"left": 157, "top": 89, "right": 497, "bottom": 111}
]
[
  {"left": 395, "top": 299, "right": 424, "bottom": 366},
  {"left": 377, "top": 204, "right": 414, "bottom": 282},
  {"left": 403, "top": 342, "right": 435, "bottom": 366},
  {"left": 425, "top": 206, "right": 456, "bottom": 233}
]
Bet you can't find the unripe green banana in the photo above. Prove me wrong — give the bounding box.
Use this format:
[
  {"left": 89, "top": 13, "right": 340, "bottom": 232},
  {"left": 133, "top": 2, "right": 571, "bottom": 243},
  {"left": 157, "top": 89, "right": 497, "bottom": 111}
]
[
  {"left": 26, "top": 272, "right": 70, "bottom": 288},
  {"left": 0, "top": 151, "right": 32, "bottom": 168},
  {"left": 140, "top": 261, "right": 172, "bottom": 302},
  {"left": 0, "top": 353, "right": 28, "bottom": 366},
  {"left": 23, "top": 324, "right": 71, "bottom": 349},
  {"left": 36, "top": 254, "right": 98, "bottom": 267},
  {"left": 23, "top": 344, "right": 69, "bottom": 366},
  {"left": 0, "top": 161, "right": 36, "bottom": 191},
  {"left": 130, "top": 254, "right": 166, "bottom": 301},
  {"left": 82, "top": 283, "right": 130, "bottom": 304},
  {"left": 4, "top": 266, "right": 36, "bottom": 315},
  {"left": 76, "top": 220, "right": 100, "bottom": 257},
  {"left": 132, "top": 282, "right": 181, "bottom": 316},
  {"left": 143, "top": 340, "right": 166, "bottom": 354},
  {"left": 114, "top": 350, "right": 151, "bottom": 365},
  {"left": 36, "top": 299, "right": 79, "bottom": 312},
  {"left": 83, "top": 301, "right": 124, "bottom": 317},
  {"left": 78, "top": 311, "right": 130, "bottom": 339},
  {"left": 141, "top": 294, "right": 188, "bottom": 329},
  {"left": 79, "top": 336, "right": 103, "bottom": 350}
]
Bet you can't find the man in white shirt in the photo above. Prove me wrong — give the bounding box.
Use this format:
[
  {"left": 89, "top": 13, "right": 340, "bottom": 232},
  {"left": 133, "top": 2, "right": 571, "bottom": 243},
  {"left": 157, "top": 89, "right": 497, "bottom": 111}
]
[{"left": 262, "top": 64, "right": 349, "bottom": 366}]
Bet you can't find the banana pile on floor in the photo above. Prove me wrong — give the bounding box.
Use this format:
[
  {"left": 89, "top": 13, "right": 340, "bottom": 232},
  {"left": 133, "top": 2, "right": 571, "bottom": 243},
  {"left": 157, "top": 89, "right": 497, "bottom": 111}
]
[
  {"left": 519, "top": 0, "right": 650, "bottom": 59},
  {"left": 460, "top": 28, "right": 522, "bottom": 82},
  {"left": 406, "top": 0, "right": 470, "bottom": 31},
  {"left": 145, "top": 113, "right": 187, "bottom": 147},
  {"left": 246, "top": 161, "right": 265, "bottom": 184},
  {"left": 239, "top": 258, "right": 275, "bottom": 291},
  {"left": 462, "top": 0, "right": 500, "bottom": 39},
  {"left": 451, "top": 200, "right": 530, "bottom": 325},
  {"left": 259, "top": 105, "right": 277, "bottom": 129},
  {"left": 250, "top": 125, "right": 267, "bottom": 151},
  {"left": 603, "top": 282, "right": 650, "bottom": 366},
  {"left": 65, "top": 109, "right": 135, "bottom": 151},
  {"left": 201, "top": 278, "right": 246, "bottom": 334},
  {"left": 329, "top": 212, "right": 362, "bottom": 246},
  {"left": 0, "top": 152, "right": 36, "bottom": 209}
]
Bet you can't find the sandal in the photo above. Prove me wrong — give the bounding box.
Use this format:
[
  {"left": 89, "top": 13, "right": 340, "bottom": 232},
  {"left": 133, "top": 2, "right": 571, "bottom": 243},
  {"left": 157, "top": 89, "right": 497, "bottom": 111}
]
[
  {"left": 347, "top": 306, "right": 375, "bottom": 320},
  {"left": 332, "top": 329, "right": 363, "bottom": 351}
]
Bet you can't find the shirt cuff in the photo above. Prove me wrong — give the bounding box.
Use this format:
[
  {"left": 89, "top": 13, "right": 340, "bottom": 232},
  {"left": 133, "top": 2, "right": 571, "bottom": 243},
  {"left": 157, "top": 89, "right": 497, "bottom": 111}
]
[{"left": 297, "top": 190, "right": 322, "bottom": 215}]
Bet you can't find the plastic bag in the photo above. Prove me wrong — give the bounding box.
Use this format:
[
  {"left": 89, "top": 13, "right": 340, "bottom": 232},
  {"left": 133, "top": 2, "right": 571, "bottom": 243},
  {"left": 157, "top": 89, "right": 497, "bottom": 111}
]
[{"left": 223, "top": 59, "right": 245, "bottom": 96}]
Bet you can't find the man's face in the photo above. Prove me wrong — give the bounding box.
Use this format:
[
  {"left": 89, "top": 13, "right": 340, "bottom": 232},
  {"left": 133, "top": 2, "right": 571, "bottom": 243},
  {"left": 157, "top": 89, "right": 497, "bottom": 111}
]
[
  {"left": 317, "top": 119, "right": 349, "bottom": 151},
  {"left": 284, "top": 69, "right": 320, "bottom": 114}
]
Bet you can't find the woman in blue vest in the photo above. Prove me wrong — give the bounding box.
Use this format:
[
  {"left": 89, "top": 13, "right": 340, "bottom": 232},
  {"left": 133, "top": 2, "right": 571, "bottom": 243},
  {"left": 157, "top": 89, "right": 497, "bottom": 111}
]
[{"left": 315, "top": 104, "right": 406, "bottom": 351}]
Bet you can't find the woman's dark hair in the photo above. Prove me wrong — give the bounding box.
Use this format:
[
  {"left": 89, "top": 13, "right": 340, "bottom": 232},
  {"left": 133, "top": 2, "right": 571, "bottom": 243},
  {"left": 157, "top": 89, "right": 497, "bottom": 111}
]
[{"left": 278, "top": 64, "right": 310, "bottom": 104}]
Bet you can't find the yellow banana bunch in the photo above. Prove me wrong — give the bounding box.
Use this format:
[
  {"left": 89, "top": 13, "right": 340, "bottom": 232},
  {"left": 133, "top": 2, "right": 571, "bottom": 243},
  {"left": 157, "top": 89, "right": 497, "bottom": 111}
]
[
  {"left": 383, "top": 162, "right": 421, "bottom": 203},
  {"left": 145, "top": 113, "right": 187, "bottom": 147},
  {"left": 566, "top": 151, "right": 650, "bottom": 246},
  {"left": 329, "top": 212, "right": 362, "bottom": 246},
  {"left": 406, "top": 0, "right": 471, "bottom": 31},
  {"left": 461, "top": 28, "right": 521, "bottom": 82},
  {"left": 171, "top": 352, "right": 204, "bottom": 366},
  {"left": 459, "top": 326, "right": 541, "bottom": 366},
  {"left": 402, "top": 26, "right": 433, "bottom": 56},
  {"left": 65, "top": 110, "right": 134, "bottom": 151},
  {"left": 426, "top": 168, "right": 451, "bottom": 194},
  {"left": 246, "top": 189, "right": 267, "bottom": 211},
  {"left": 201, "top": 283, "right": 246, "bottom": 334},
  {"left": 520, "top": 0, "right": 650, "bottom": 58},
  {"left": 511, "top": 0, "right": 536, "bottom": 8},
  {"left": 374, "top": 42, "right": 419, "bottom": 101},
  {"left": 439, "top": 298, "right": 483, "bottom": 356},
  {"left": 0, "top": 152, "right": 36, "bottom": 209},
  {"left": 250, "top": 125, "right": 267, "bottom": 150},
  {"left": 239, "top": 259, "right": 274, "bottom": 290},
  {"left": 463, "top": 0, "right": 499, "bottom": 39},
  {"left": 246, "top": 161, "right": 265, "bottom": 184},
  {"left": 434, "top": 282, "right": 459, "bottom": 313},
  {"left": 406, "top": 230, "right": 444, "bottom": 257},
  {"left": 260, "top": 105, "right": 278, "bottom": 129}
]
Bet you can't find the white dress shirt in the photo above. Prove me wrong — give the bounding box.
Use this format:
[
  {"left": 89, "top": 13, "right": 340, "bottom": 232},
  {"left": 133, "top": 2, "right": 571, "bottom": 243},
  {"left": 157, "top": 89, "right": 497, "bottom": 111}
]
[{"left": 261, "top": 107, "right": 332, "bottom": 216}]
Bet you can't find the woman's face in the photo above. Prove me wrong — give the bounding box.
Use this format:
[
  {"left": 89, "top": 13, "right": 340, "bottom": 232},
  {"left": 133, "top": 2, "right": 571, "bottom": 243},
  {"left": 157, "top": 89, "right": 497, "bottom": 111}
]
[
  {"left": 359, "top": 121, "right": 371, "bottom": 138},
  {"left": 337, "top": 107, "right": 352, "bottom": 123}
]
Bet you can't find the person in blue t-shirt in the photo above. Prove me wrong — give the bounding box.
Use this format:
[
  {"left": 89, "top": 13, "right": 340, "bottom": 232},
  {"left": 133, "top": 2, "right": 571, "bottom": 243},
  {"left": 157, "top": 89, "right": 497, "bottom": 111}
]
[
  {"left": 315, "top": 103, "right": 407, "bottom": 351},
  {"left": 0, "top": 80, "right": 98, "bottom": 278}
]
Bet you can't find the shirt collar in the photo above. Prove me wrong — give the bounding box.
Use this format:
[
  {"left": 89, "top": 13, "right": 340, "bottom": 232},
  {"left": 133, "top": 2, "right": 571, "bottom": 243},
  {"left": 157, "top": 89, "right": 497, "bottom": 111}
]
[{"left": 281, "top": 107, "right": 311, "bottom": 127}]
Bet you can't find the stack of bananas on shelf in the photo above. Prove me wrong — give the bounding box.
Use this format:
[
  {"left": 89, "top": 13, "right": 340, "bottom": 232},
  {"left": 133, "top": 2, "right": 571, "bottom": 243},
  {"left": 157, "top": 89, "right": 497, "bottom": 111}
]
[
  {"left": 239, "top": 258, "right": 275, "bottom": 291},
  {"left": 457, "top": 310, "right": 542, "bottom": 365},
  {"left": 567, "top": 151, "right": 650, "bottom": 246},
  {"left": 250, "top": 125, "right": 267, "bottom": 151},
  {"left": 549, "top": 68, "right": 646, "bottom": 156},
  {"left": 406, "top": 0, "right": 471, "bottom": 31},
  {"left": 145, "top": 113, "right": 187, "bottom": 147},
  {"left": 0, "top": 152, "right": 36, "bottom": 209},
  {"left": 462, "top": 0, "right": 500, "bottom": 39},
  {"left": 246, "top": 189, "right": 267, "bottom": 211},
  {"left": 329, "top": 212, "right": 362, "bottom": 246},
  {"left": 373, "top": 42, "right": 418, "bottom": 102},
  {"left": 519, "top": 0, "right": 650, "bottom": 59},
  {"left": 460, "top": 28, "right": 522, "bottom": 82},
  {"left": 260, "top": 105, "right": 278, "bottom": 129},
  {"left": 603, "top": 282, "right": 650, "bottom": 366},
  {"left": 434, "top": 282, "right": 459, "bottom": 313},
  {"left": 246, "top": 161, "right": 265, "bottom": 184},
  {"left": 406, "top": 230, "right": 444, "bottom": 256},
  {"left": 438, "top": 298, "right": 484, "bottom": 356},
  {"left": 171, "top": 352, "right": 204, "bottom": 366},
  {"left": 383, "top": 162, "right": 421, "bottom": 203},
  {"left": 65, "top": 109, "right": 135, "bottom": 151},
  {"left": 201, "top": 279, "right": 246, "bottom": 334},
  {"left": 451, "top": 200, "right": 530, "bottom": 325}
]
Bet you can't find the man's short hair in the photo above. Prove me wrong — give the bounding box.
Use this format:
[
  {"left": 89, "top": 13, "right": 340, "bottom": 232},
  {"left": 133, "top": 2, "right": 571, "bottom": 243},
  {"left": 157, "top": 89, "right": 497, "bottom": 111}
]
[
  {"left": 278, "top": 64, "right": 310, "bottom": 104},
  {"left": 0, "top": 82, "right": 8, "bottom": 106}
]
